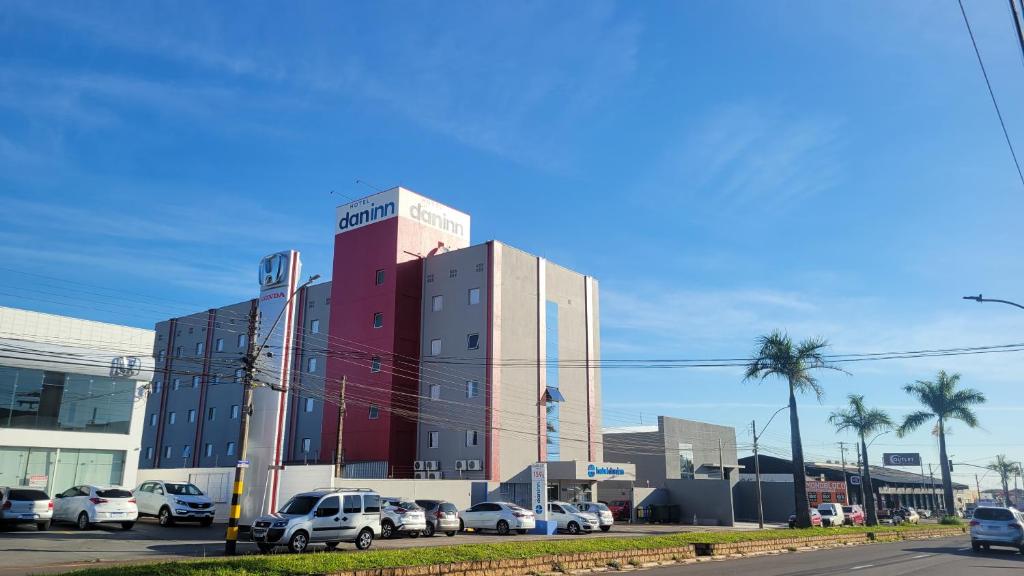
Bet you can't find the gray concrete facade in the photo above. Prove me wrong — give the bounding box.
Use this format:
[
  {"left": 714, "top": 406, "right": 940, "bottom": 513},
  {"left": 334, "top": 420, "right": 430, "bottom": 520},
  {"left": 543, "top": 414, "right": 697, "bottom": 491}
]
[
  {"left": 139, "top": 282, "right": 333, "bottom": 470},
  {"left": 604, "top": 416, "right": 740, "bottom": 487},
  {"left": 417, "top": 241, "right": 602, "bottom": 484}
]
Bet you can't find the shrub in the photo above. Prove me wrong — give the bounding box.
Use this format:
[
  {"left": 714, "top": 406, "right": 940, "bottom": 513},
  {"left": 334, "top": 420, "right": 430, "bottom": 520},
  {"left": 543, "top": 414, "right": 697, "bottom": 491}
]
[{"left": 939, "top": 516, "right": 964, "bottom": 525}]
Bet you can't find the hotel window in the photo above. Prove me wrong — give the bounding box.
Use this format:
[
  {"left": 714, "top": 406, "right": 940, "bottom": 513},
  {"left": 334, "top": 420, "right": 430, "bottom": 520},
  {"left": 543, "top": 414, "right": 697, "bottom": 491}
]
[
  {"left": 466, "top": 430, "right": 479, "bottom": 447},
  {"left": 430, "top": 338, "right": 442, "bottom": 356},
  {"left": 432, "top": 295, "right": 443, "bottom": 312},
  {"left": 235, "top": 369, "right": 244, "bottom": 383},
  {"left": 469, "top": 287, "right": 481, "bottom": 305},
  {"left": 158, "top": 350, "right": 166, "bottom": 363},
  {"left": 145, "top": 447, "right": 153, "bottom": 460},
  {"left": 426, "top": 273, "right": 434, "bottom": 283},
  {"left": 429, "top": 384, "right": 441, "bottom": 400},
  {"left": 449, "top": 268, "right": 458, "bottom": 279},
  {"left": 153, "top": 380, "right": 162, "bottom": 394},
  {"left": 168, "top": 412, "right": 176, "bottom": 425},
  {"left": 196, "top": 342, "right": 204, "bottom": 356},
  {"left": 188, "top": 409, "right": 196, "bottom": 423},
  {"left": 308, "top": 357, "right": 318, "bottom": 373},
  {"left": 310, "top": 319, "right": 320, "bottom": 334},
  {"left": 237, "top": 334, "right": 248, "bottom": 349},
  {"left": 372, "top": 312, "right": 383, "bottom": 328},
  {"left": 226, "top": 442, "right": 236, "bottom": 456},
  {"left": 466, "top": 380, "right": 479, "bottom": 398},
  {"left": 467, "top": 333, "right": 480, "bottom": 350},
  {"left": 192, "top": 375, "right": 201, "bottom": 388},
  {"left": 370, "top": 356, "right": 381, "bottom": 373},
  {"left": 231, "top": 405, "right": 240, "bottom": 419},
  {"left": 375, "top": 269, "right": 385, "bottom": 285},
  {"left": 428, "top": 431, "right": 439, "bottom": 448},
  {"left": 475, "top": 262, "right": 484, "bottom": 273},
  {"left": 175, "top": 346, "right": 182, "bottom": 358},
  {"left": 215, "top": 338, "right": 224, "bottom": 352},
  {"left": 149, "top": 413, "right": 157, "bottom": 427},
  {"left": 205, "top": 443, "right": 214, "bottom": 457},
  {"left": 305, "top": 398, "right": 314, "bottom": 413},
  {"left": 301, "top": 438, "right": 311, "bottom": 453},
  {"left": 368, "top": 405, "right": 380, "bottom": 420},
  {"left": 164, "top": 446, "right": 173, "bottom": 459},
  {"left": 173, "top": 378, "right": 181, "bottom": 390},
  {"left": 182, "top": 445, "right": 192, "bottom": 458},
  {"left": 207, "top": 407, "right": 216, "bottom": 421}
]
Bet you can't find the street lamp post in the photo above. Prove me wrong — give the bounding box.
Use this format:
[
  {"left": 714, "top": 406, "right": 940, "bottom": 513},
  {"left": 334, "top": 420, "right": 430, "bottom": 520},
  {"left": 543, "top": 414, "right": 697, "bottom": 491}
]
[
  {"left": 751, "top": 405, "right": 789, "bottom": 529},
  {"left": 962, "top": 294, "right": 1024, "bottom": 310}
]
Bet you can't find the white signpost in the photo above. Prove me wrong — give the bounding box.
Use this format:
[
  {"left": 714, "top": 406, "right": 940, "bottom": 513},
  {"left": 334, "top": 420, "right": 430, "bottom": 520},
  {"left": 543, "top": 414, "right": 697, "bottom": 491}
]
[{"left": 531, "top": 462, "right": 554, "bottom": 534}]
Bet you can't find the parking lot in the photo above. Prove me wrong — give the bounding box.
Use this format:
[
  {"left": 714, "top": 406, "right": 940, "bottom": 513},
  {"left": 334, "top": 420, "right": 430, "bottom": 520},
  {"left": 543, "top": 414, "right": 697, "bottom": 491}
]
[{"left": 0, "top": 519, "right": 780, "bottom": 575}]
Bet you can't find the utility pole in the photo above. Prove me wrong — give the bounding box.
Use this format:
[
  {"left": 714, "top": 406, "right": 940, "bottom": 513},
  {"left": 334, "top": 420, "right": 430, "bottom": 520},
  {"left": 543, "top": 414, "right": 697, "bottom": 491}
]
[
  {"left": 752, "top": 420, "right": 765, "bottom": 529},
  {"left": 334, "top": 375, "right": 347, "bottom": 477},
  {"left": 838, "top": 442, "right": 849, "bottom": 504},
  {"left": 975, "top": 473, "right": 982, "bottom": 504},
  {"left": 224, "top": 304, "right": 258, "bottom": 556},
  {"left": 928, "top": 464, "right": 938, "bottom": 514},
  {"left": 919, "top": 461, "right": 927, "bottom": 510}
]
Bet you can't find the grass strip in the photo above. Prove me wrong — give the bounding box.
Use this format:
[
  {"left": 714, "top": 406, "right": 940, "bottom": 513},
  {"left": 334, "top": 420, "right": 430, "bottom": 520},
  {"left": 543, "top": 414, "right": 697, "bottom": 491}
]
[{"left": 55, "top": 524, "right": 961, "bottom": 576}]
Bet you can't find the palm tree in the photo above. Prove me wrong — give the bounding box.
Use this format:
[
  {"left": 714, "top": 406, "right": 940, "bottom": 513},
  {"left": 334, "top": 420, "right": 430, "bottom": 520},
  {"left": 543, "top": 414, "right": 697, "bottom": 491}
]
[
  {"left": 745, "top": 330, "right": 843, "bottom": 528},
  {"left": 828, "top": 394, "right": 893, "bottom": 526},
  {"left": 897, "top": 370, "right": 986, "bottom": 516},
  {"left": 987, "top": 455, "right": 1022, "bottom": 506}
]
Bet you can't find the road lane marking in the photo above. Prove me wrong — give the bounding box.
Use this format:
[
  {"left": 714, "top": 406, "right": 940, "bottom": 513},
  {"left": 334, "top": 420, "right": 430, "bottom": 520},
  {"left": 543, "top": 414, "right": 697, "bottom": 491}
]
[
  {"left": 851, "top": 565, "right": 875, "bottom": 570},
  {"left": 910, "top": 554, "right": 931, "bottom": 559}
]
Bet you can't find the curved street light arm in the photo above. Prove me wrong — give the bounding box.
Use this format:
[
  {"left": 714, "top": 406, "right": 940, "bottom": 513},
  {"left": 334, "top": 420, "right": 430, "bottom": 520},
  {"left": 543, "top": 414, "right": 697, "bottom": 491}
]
[
  {"left": 755, "top": 405, "right": 790, "bottom": 441},
  {"left": 962, "top": 294, "right": 1024, "bottom": 311}
]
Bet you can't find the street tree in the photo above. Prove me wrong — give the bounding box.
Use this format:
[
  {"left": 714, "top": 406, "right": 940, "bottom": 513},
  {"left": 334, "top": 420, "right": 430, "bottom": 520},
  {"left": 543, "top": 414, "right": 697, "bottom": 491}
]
[
  {"left": 828, "top": 394, "right": 893, "bottom": 526},
  {"left": 745, "top": 330, "right": 844, "bottom": 528},
  {"left": 986, "top": 455, "right": 1021, "bottom": 507},
  {"left": 897, "top": 370, "right": 986, "bottom": 516}
]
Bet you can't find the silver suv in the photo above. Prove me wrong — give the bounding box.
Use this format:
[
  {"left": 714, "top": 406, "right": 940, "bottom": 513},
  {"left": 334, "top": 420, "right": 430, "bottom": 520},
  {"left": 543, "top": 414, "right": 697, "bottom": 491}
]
[
  {"left": 380, "top": 497, "right": 427, "bottom": 539},
  {"left": 970, "top": 506, "right": 1024, "bottom": 554},
  {"left": 251, "top": 488, "right": 380, "bottom": 553}
]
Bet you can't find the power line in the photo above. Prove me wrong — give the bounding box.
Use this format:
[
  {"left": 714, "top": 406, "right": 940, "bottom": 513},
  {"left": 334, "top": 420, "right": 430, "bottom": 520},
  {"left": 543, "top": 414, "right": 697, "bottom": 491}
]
[{"left": 958, "top": 0, "right": 1024, "bottom": 189}]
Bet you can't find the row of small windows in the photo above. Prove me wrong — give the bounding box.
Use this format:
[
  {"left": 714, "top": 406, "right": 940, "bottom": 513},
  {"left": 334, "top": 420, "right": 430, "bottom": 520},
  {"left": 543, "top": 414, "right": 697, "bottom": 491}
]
[
  {"left": 425, "top": 264, "right": 484, "bottom": 284},
  {"left": 426, "top": 430, "right": 479, "bottom": 448},
  {"left": 428, "top": 380, "right": 478, "bottom": 400},
  {"left": 160, "top": 334, "right": 250, "bottom": 362},
  {"left": 152, "top": 370, "right": 246, "bottom": 394},
  {"left": 430, "top": 289, "right": 481, "bottom": 312},
  {"left": 429, "top": 333, "right": 479, "bottom": 356},
  {"left": 151, "top": 404, "right": 240, "bottom": 426},
  {"left": 145, "top": 441, "right": 236, "bottom": 461}
]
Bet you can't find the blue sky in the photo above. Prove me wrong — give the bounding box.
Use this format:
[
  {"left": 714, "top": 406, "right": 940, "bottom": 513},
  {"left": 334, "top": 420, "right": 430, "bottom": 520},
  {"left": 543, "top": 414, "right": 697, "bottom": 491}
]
[{"left": 3, "top": 1, "right": 1024, "bottom": 490}]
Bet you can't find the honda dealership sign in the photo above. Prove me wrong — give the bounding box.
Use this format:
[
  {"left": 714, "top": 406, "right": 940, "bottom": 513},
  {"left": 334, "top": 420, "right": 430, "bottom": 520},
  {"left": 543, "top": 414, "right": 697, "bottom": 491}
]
[
  {"left": 240, "top": 250, "right": 302, "bottom": 522},
  {"left": 883, "top": 453, "right": 921, "bottom": 467}
]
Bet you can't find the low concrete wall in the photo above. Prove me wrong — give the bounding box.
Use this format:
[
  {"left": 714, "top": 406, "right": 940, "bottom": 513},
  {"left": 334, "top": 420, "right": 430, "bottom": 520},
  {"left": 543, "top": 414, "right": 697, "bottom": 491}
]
[
  {"left": 697, "top": 527, "right": 966, "bottom": 557},
  {"left": 330, "top": 478, "right": 501, "bottom": 510}
]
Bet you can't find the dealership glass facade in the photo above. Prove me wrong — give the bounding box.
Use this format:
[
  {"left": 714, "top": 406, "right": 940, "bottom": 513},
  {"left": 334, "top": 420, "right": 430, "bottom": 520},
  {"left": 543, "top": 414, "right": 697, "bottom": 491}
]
[
  {"left": 0, "top": 446, "right": 126, "bottom": 495},
  {"left": 0, "top": 365, "right": 136, "bottom": 434},
  {"left": 545, "top": 301, "right": 560, "bottom": 461}
]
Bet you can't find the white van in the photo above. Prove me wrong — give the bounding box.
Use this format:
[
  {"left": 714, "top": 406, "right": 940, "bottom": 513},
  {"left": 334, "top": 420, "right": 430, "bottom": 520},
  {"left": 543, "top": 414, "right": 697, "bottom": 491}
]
[
  {"left": 816, "top": 503, "right": 844, "bottom": 527},
  {"left": 251, "top": 488, "right": 381, "bottom": 553}
]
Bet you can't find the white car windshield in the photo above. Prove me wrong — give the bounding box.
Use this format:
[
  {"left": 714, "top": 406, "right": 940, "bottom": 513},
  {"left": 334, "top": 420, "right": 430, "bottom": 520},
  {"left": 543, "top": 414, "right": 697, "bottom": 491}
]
[
  {"left": 562, "top": 504, "right": 581, "bottom": 514},
  {"left": 165, "top": 483, "right": 203, "bottom": 496}
]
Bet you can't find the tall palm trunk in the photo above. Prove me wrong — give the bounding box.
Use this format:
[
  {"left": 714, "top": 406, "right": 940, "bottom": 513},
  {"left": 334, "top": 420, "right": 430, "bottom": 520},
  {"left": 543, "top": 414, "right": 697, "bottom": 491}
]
[
  {"left": 937, "top": 420, "right": 955, "bottom": 514},
  {"left": 789, "top": 382, "right": 811, "bottom": 528},
  {"left": 860, "top": 435, "right": 878, "bottom": 526}
]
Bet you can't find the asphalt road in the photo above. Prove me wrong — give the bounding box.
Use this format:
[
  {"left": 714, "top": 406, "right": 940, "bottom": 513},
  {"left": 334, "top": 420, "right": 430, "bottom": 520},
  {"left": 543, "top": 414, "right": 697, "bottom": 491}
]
[
  {"left": 647, "top": 536, "right": 1021, "bottom": 576},
  {"left": 0, "top": 519, "right": 779, "bottom": 575}
]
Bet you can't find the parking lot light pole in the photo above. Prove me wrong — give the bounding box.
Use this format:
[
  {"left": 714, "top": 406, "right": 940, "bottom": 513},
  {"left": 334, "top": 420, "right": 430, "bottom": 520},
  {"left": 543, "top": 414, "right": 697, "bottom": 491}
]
[
  {"left": 962, "top": 294, "right": 1024, "bottom": 310},
  {"left": 752, "top": 406, "right": 789, "bottom": 529}
]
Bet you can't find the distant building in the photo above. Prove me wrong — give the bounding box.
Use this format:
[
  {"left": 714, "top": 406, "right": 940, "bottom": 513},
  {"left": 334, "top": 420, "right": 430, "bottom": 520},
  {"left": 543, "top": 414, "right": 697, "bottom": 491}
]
[{"left": 0, "top": 306, "right": 154, "bottom": 494}]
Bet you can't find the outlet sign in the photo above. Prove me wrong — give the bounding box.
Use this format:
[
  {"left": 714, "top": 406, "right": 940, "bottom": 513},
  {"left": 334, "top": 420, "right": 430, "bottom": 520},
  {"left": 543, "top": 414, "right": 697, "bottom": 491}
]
[{"left": 883, "top": 453, "right": 921, "bottom": 467}]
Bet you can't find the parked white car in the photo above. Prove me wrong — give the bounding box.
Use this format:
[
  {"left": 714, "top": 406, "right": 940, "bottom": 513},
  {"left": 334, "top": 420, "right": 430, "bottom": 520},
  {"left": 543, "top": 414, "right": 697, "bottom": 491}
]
[
  {"left": 380, "top": 497, "right": 427, "bottom": 539},
  {"left": 576, "top": 502, "right": 614, "bottom": 532},
  {"left": 460, "top": 501, "right": 535, "bottom": 535},
  {"left": 816, "top": 503, "right": 844, "bottom": 527},
  {"left": 251, "top": 488, "right": 381, "bottom": 553},
  {"left": 0, "top": 486, "right": 53, "bottom": 531},
  {"left": 548, "top": 501, "right": 599, "bottom": 534},
  {"left": 134, "top": 481, "right": 215, "bottom": 527},
  {"left": 53, "top": 485, "right": 138, "bottom": 530}
]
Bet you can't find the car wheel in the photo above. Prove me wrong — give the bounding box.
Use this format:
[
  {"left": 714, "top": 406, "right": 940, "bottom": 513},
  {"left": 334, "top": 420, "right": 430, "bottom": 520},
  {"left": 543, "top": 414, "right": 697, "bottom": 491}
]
[
  {"left": 600, "top": 526, "right": 611, "bottom": 532},
  {"left": 288, "top": 531, "right": 309, "bottom": 553},
  {"left": 200, "top": 517, "right": 213, "bottom": 527},
  {"left": 496, "top": 520, "right": 510, "bottom": 535},
  {"left": 788, "top": 521, "right": 796, "bottom": 529},
  {"left": 325, "top": 541, "right": 339, "bottom": 551},
  {"left": 121, "top": 522, "right": 135, "bottom": 530},
  {"left": 567, "top": 522, "right": 580, "bottom": 535},
  {"left": 76, "top": 512, "right": 90, "bottom": 530},
  {"left": 459, "top": 518, "right": 465, "bottom": 532},
  {"left": 984, "top": 544, "right": 991, "bottom": 551},
  {"left": 158, "top": 507, "right": 175, "bottom": 527},
  {"left": 381, "top": 520, "right": 395, "bottom": 539},
  {"left": 424, "top": 522, "right": 435, "bottom": 537},
  {"left": 446, "top": 531, "right": 456, "bottom": 537},
  {"left": 355, "top": 528, "right": 374, "bottom": 550},
  {"left": 257, "top": 543, "right": 274, "bottom": 553},
  {"left": 37, "top": 521, "right": 50, "bottom": 531},
  {"left": 409, "top": 531, "right": 420, "bottom": 538}
]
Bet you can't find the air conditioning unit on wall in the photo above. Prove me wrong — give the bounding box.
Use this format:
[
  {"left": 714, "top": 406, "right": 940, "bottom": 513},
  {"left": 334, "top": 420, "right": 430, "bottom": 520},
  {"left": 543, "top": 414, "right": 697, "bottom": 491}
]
[
  {"left": 455, "top": 460, "right": 467, "bottom": 471},
  {"left": 413, "top": 460, "right": 425, "bottom": 471},
  {"left": 425, "top": 460, "right": 439, "bottom": 471},
  {"left": 427, "top": 471, "right": 443, "bottom": 480},
  {"left": 467, "top": 460, "right": 482, "bottom": 471},
  {"left": 414, "top": 471, "right": 426, "bottom": 479}
]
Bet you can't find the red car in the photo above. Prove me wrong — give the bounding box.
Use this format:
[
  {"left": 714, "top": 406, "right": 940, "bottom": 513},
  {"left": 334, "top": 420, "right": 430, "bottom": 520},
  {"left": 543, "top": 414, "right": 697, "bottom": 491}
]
[
  {"left": 789, "top": 508, "right": 822, "bottom": 528},
  {"left": 843, "top": 505, "right": 865, "bottom": 526},
  {"left": 605, "top": 500, "right": 631, "bottom": 521}
]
